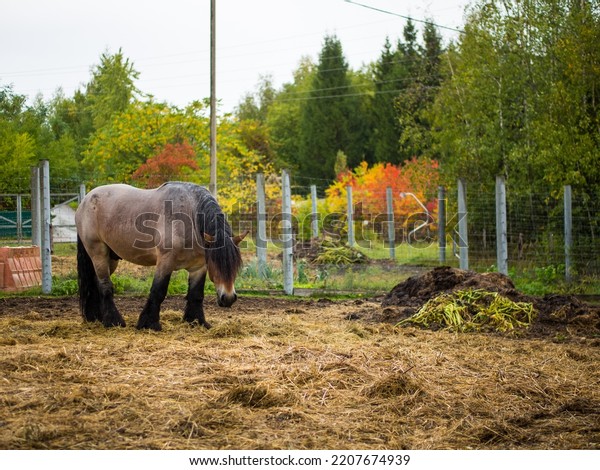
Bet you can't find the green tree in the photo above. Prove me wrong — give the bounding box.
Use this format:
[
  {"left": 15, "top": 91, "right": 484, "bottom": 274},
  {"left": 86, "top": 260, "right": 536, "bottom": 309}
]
[
  {"left": 432, "top": 0, "right": 600, "bottom": 196},
  {"left": 85, "top": 48, "right": 140, "bottom": 130},
  {"left": 396, "top": 20, "right": 444, "bottom": 160},
  {"left": 235, "top": 74, "right": 276, "bottom": 123},
  {"left": 82, "top": 100, "right": 209, "bottom": 183},
  {"left": 371, "top": 37, "right": 403, "bottom": 163},
  {"left": 297, "top": 35, "right": 357, "bottom": 182},
  {"left": 266, "top": 56, "right": 316, "bottom": 170}
]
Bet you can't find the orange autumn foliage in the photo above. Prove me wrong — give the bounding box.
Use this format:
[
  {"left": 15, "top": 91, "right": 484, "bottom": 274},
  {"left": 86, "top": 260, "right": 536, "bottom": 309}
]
[
  {"left": 325, "top": 158, "right": 440, "bottom": 220},
  {"left": 132, "top": 141, "right": 199, "bottom": 188}
]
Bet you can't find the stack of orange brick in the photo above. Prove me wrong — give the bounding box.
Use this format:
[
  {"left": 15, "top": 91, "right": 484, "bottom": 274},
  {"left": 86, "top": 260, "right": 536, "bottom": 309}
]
[{"left": 0, "top": 246, "right": 42, "bottom": 291}]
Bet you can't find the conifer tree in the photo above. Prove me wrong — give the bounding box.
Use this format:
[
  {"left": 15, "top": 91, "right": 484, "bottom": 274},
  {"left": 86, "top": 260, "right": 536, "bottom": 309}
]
[{"left": 298, "top": 35, "right": 354, "bottom": 181}]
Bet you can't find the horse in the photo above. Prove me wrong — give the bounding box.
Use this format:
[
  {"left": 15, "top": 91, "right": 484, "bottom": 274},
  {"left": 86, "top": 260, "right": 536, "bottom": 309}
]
[{"left": 75, "top": 182, "right": 248, "bottom": 331}]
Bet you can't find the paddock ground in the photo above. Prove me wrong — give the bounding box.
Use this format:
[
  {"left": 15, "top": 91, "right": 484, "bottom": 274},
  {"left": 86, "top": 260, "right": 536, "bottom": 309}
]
[{"left": 0, "top": 295, "right": 598, "bottom": 449}]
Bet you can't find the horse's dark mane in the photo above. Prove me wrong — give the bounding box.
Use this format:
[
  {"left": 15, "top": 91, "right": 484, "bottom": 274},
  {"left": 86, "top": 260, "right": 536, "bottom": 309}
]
[{"left": 182, "top": 183, "right": 243, "bottom": 283}]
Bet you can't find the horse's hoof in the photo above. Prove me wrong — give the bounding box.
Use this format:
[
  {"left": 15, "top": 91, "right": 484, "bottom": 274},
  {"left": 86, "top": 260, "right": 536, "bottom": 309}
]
[
  {"left": 136, "top": 321, "right": 162, "bottom": 331},
  {"left": 103, "top": 319, "right": 126, "bottom": 328},
  {"left": 202, "top": 321, "right": 212, "bottom": 330}
]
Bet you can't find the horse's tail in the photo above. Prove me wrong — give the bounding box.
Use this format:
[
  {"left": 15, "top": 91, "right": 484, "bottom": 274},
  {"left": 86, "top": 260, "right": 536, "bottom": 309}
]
[{"left": 77, "top": 235, "right": 101, "bottom": 321}]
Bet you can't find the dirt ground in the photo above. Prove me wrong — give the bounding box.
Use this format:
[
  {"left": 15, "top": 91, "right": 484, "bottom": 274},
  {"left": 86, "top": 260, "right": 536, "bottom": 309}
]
[{"left": 0, "top": 289, "right": 599, "bottom": 450}]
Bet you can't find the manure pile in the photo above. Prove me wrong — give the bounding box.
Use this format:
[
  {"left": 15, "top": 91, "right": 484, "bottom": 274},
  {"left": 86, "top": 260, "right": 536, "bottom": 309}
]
[{"left": 373, "top": 266, "right": 600, "bottom": 339}]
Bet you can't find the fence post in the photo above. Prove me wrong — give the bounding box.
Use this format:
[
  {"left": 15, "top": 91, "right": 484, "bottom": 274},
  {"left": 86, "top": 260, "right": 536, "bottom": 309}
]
[
  {"left": 256, "top": 173, "right": 268, "bottom": 279},
  {"left": 281, "top": 170, "right": 294, "bottom": 295},
  {"left": 79, "top": 183, "right": 86, "bottom": 203},
  {"left": 16, "top": 194, "right": 23, "bottom": 242},
  {"left": 30, "top": 166, "right": 41, "bottom": 247},
  {"left": 310, "top": 185, "right": 319, "bottom": 240},
  {"left": 39, "top": 160, "right": 52, "bottom": 294},
  {"left": 495, "top": 176, "right": 508, "bottom": 275},
  {"left": 564, "top": 185, "right": 572, "bottom": 282},
  {"left": 386, "top": 187, "right": 395, "bottom": 259},
  {"left": 457, "top": 179, "right": 469, "bottom": 270},
  {"left": 438, "top": 186, "right": 446, "bottom": 264},
  {"left": 346, "top": 186, "right": 354, "bottom": 246}
]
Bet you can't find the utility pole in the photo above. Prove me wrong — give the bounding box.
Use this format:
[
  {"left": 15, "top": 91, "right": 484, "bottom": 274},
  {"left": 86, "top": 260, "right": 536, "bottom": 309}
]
[{"left": 209, "top": 0, "right": 217, "bottom": 197}]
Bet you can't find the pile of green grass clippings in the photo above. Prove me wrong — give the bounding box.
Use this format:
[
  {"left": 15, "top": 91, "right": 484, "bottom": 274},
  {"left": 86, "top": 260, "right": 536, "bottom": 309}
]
[
  {"left": 313, "top": 239, "right": 368, "bottom": 265},
  {"left": 398, "top": 288, "right": 536, "bottom": 333}
]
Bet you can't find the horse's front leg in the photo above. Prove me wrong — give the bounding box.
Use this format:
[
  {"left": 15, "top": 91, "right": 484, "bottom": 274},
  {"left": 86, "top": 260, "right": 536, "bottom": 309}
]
[
  {"left": 137, "top": 267, "right": 172, "bottom": 331},
  {"left": 183, "top": 267, "right": 211, "bottom": 329}
]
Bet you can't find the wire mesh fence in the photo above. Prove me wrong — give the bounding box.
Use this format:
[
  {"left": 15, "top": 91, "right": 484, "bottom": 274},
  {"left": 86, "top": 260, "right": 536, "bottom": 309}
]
[{"left": 1, "top": 172, "right": 598, "bottom": 296}]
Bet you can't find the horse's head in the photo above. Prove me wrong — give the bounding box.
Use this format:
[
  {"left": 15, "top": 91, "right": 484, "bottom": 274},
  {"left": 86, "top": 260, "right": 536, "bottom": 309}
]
[{"left": 204, "top": 230, "right": 248, "bottom": 308}]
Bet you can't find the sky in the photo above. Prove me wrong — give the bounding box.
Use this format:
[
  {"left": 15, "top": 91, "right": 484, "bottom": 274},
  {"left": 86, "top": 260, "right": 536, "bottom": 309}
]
[{"left": 1, "top": 0, "right": 469, "bottom": 113}]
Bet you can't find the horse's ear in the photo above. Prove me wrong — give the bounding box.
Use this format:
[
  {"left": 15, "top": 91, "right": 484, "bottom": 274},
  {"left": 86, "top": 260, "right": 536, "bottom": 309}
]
[
  {"left": 203, "top": 232, "right": 216, "bottom": 245},
  {"left": 232, "top": 230, "right": 250, "bottom": 246}
]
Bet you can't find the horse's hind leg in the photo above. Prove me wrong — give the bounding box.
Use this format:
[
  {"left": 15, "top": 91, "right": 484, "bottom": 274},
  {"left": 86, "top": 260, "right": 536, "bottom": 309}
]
[
  {"left": 89, "top": 249, "right": 126, "bottom": 328},
  {"left": 137, "top": 267, "right": 172, "bottom": 331},
  {"left": 97, "top": 275, "right": 126, "bottom": 327},
  {"left": 77, "top": 236, "right": 102, "bottom": 322},
  {"left": 183, "top": 267, "right": 211, "bottom": 329}
]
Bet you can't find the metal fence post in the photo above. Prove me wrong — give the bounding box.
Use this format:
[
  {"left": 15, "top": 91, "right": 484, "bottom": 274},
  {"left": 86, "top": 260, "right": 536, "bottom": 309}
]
[
  {"left": 281, "top": 170, "right": 294, "bottom": 295},
  {"left": 310, "top": 185, "right": 319, "bottom": 240},
  {"left": 346, "top": 186, "right": 354, "bottom": 247},
  {"left": 30, "top": 166, "right": 41, "bottom": 247},
  {"left": 438, "top": 186, "right": 446, "bottom": 264},
  {"left": 564, "top": 185, "right": 572, "bottom": 282},
  {"left": 40, "top": 160, "right": 52, "bottom": 294},
  {"left": 386, "top": 187, "right": 395, "bottom": 260},
  {"left": 256, "top": 173, "right": 268, "bottom": 279},
  {"left": 79, "top": 183, "right": 86, "bottom": 204},
  {"left": 495, "top": 176, "right": 508, "bottom": 275},
  {"left": 16, "top": 194, "right": 23, "bottom": 242},
  {"left": 457, "top": 179, "right": 469, "bottom": 270}
]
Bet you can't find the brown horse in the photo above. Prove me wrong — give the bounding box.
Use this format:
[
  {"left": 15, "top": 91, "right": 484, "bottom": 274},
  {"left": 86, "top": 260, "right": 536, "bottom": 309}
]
[{"left": 75, "top": 182, "right": 247, "bottom": 331}]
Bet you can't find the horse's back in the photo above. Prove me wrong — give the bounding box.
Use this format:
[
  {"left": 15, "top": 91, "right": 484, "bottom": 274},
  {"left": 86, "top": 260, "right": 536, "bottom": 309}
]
[{"left": 76, "top": 183, "right": 209, "bottom": 267}]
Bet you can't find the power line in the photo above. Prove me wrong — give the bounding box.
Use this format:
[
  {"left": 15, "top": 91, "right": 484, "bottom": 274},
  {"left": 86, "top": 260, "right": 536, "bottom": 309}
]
[{"left": 343, "top": 0, "right": 466, "bottom": 35}]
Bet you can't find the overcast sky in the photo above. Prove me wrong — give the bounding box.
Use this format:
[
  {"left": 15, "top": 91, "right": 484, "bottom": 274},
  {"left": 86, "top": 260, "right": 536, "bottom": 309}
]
[{"left": 1, "top": 0, "right": 469, "bottom": 113}]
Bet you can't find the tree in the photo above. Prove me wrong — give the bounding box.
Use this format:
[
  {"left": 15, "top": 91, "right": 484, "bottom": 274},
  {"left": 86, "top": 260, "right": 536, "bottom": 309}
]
[
  {"left": 132, "top": 141, "right": 199, "bottom": 188},
  {"left": 370, "top": 20, "right": 444, "bottom": 164},
  {"left": 235, "top": 74, "right": 276, "bottom": 123},
  {"left": 371, "top": 37, "right": 403, "bottom": 163},
  {"left": 266, "top": 56, "right": 316, "bottom": 170},
  {"left": 325, "top": 158, "right": 440, "bottom": 222},
  {"left": 49, "top": 89, "right": 94, "bottom": 160},
  {"left": 82, "top": 99, "right": 276, "bottom": 211},
  {"left": 82, "top": 100, "right": 209, "bottom": 183},
  {"left": 396, "top": 20, "right": 444, "bottom": 161},
  {"left": 431, "top": 0, "right": 600, "bottom": 196},
  {"left": 0, "top": 86, "right": 42, "bottom": 192},
  {"left": 85, "top": 48, "right": 140, "bottom": 130},
  {"left": 298, "top": 35, "right": 356, "bottom": 182}
]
